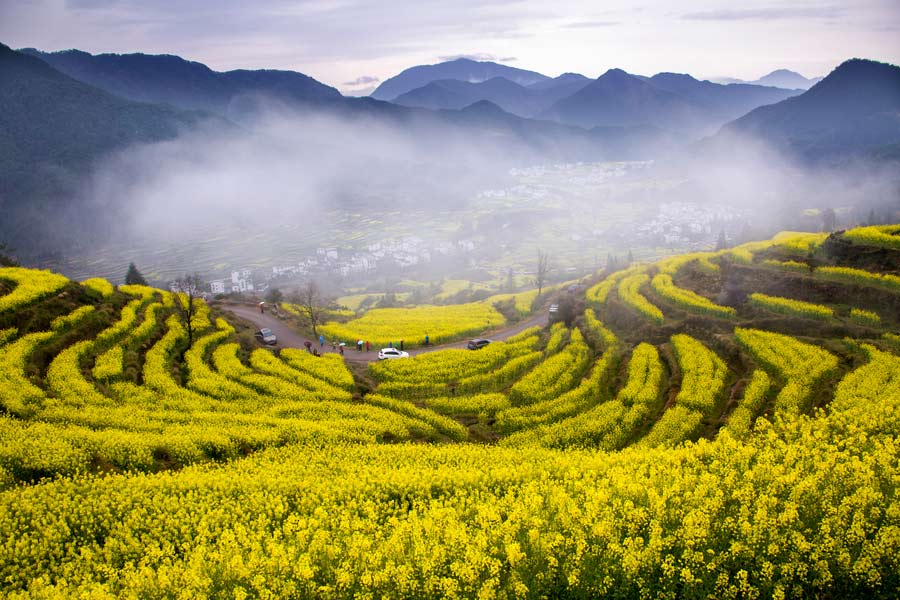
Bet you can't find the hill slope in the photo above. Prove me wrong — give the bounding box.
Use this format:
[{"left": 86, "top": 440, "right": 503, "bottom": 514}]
[
  {"left": 539, "top": 68, "right": 706, "bottom": 132},
  {"left": 647, "top": 73, "right": 801, "bottom": 123},
  {"left": 0, "top": 43, "right": 218, "bottom": 252},
  {"left": 709, "top": 58, "right": 900, "bottom": 161},
  {"left": 392, "top": 75, "right": 589, "bottom": 117},
  {"left": 20, "top": 47, "right": 342, "bottom": 119},
  {"left": 541, "top": 68, "right": 803, "bottom": 135},
  {"left": 2, "top": 225, "right": 900, "bottom": 596}
]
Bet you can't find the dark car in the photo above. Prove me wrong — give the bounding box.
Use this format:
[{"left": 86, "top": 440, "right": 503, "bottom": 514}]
[
  {"left": 467, "top": 339, "right": 491, "bottom": 350},
  {"left": 255, "top": 328, "right": 277, "bottom": 345}
]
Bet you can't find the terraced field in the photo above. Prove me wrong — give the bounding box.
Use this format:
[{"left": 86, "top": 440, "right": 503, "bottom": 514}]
[{"left": 1, "top": 224, "right": 900, "bottom": 598}]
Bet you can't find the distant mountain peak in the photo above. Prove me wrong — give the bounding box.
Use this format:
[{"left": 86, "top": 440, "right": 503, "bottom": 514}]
[
  {"left": 371, "top": 58, "right": 549, "bottom": 101},
  {"left": 601, "top": 67, "right": 630, "bottom": 78},
  {"left": 652, "top": 72, "right": 700, "bottom": 83},
  {"left": 461, "top": 98, "right": 506, "bottom": 112},
  {"left": 765, "top": 68, "right": 802, "bottom": 76}
]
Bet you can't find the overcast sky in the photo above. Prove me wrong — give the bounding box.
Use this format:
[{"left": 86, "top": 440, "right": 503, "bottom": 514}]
[{"left": 2, "top": 0, "right": 898, "bottom": 95}]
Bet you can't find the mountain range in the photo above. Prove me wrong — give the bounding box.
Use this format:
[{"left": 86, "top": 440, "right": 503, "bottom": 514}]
[
  {"left": 392, "top": 73, "right": 591, "bottom": 118},
  {"left": 20, "top": 47, "right": 343, "bottom": 121},
  {"left": 536, "top": 69, "right": 804, "bottom": 134},
  {"left": 372, "top": 58, "right": 803, "bottom": 135},
  {"left": 1, "top": 41, "right": 898, "bottom": 255},
  {"left": 15, "top": 46, "right": 672, "bottom": 157}
]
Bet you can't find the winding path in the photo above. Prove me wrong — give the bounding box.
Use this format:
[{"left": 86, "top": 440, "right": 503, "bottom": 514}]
[{"left": 221, "top": 302, "right": 551, "bottom": 364}]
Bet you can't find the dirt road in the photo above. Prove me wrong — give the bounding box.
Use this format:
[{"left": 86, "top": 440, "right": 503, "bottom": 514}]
[{"left": 221, "top": 303, "right": 551, "bottom": 364}]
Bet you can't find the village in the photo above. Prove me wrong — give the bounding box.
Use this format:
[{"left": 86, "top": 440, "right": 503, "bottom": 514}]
[{"left": 200, "top": 235, "right": 481, "bottom": 297}]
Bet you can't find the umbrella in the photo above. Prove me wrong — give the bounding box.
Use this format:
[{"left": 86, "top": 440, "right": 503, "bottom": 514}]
[{"left": 339, "top": 342, "right": 346, "bottom": 347}]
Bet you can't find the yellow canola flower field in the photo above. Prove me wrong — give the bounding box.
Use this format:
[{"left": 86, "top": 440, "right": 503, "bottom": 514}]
[
  {"left": 816, "top": 265, "right": 900, "bottom": 293},
  {"left": 318, "top": 301, "right": 505, "bottom": 349},
  {"left": 3, "top": 221, "right": 900, "bottom": 599},
  {"left": 80, "top": 277, "right": 114, "bottom": 297},
  {"left": 651, "top": 273, "right": 736, "bottom": 319},
  {"left": 726, "top": 370, "right": 772, "bottom": 438},
  {"left": 749, "top": 293, "right": 834, "bottom": 321},
  {"left": 734, "top": 327, "right": 839, "bottom": 416},
  {"left": 641, "top": 334, "right": 728, "bottom": 447},
  {"left": 617, "top": 273, "right": 664, "bottom": 324},
  {"left": 5, "top": 349, "right": 898, "bottom": 599},
  {"left": 0, "top": 267, "right": 69, "bottom": 313},
  {"left": 842, "top": 224, "right": 900, "bottom": 250}
]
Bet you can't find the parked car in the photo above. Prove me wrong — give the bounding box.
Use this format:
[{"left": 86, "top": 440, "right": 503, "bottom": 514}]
[
  {"left": 255, "top": 328, "right": 277, "bottom": 345},
  {"left": 378, "top": 347, "right": 409, "bottom": 360},
  {"left": 548, "top": 303, "right": 561, "bottom": 323},
  {"left": 467, "top": 339, "right": 491, "bottom": 350}
]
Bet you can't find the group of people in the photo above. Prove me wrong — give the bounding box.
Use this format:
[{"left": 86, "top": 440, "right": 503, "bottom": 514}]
[
  {"left": 303, "top": 335, "right": 372, "bottom": 356},
  {"left": 300, "top": 333, "right": 432, "bottom": 357}
]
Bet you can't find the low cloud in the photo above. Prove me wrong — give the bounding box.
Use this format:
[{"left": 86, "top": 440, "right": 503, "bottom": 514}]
[
  {"left": 562, "top": 20, "right": 620, "bottom": 29},
  {"left": 438, "top": 52, "right": 499, "bottom": 62},
  {"left": 682, "top": 6, "right": 845, "bottom": 21},
  {"left": 343, "top": 75, "right": 380, "bottom": 86}
]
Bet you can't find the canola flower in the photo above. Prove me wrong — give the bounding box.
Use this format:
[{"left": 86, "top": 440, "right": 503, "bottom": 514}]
[
  {"left": 49, "top": 305, "right": 95, "bottom": 331},
  {"left": 0, "top": 267, "right": 69, "bottom": 313},
  {"left": 760, "top": 259, "right": 811, "bottom": 273},
  {"left": 585, "top": 266, "right": 641, "bottom": 305},
  {"left": 318, "top": 302, "right": 505, "bottom": 349},
  {"left": 616, "top": 273, "right": 664, "bottom": 324},
  {"left": 734, "top": 327, "right": 839, "bottom": 416},
  {"left": 815, "top": 266, "right": 900, "bottom": 293},
  {"left": 641, "top": 334, "right": 728, "bottom": 447},
  {"left": 80, "top": 277, "right": 114, "bottom": 297},
  {"left": 726, "top": 370, "right": 772, "bottom": 438},
  {"left": 7, "top": 360, "right": 897, "bottom": 600},
  {"left": 849, "top": 307, "right": 881, "bottom": 327},
  {"left": 505, "top": 342, "right": 663, "bottom": 449},
  {"left": 841, "top": 224, "right": 900, "bottom": 250},
  {"left": 748, "top": 292, "right": 834, "bottom": 321},
  {"left": 651, "top": 273, "right": 736, "bottom": 319},
  {"left": 1, "top": 223, "right": 900, "bottom": 599}
]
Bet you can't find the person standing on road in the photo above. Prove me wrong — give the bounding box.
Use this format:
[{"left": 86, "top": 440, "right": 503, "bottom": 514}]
[
  {"left": 400, "top": 339, "right": 404, "bottom": 351},
  {"left": 304, "top": 340, "right": 312, "bottom": 353},
  {"left": 389, "top": 341, "right": 393, "bottom": 348},
  {"left": 259, "top": 302, "right": 265, "bottom": 314},
  {"left": 366, "top": 341, "right": 370, "bottom": 352},
  {"left": 425, "top": 333, "right": 429, "bottom": 346},
  {"left": 319, "top": 334, "right": 325, "bottom": 347},
  {"left": 339, "top": 344, "right": 345, "bottom": 356}
]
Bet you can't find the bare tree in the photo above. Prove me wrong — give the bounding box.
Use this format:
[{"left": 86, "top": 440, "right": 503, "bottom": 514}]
[
  {"left": 0, "top": 242, "right": 19, "bottom": 267},
  {"left": 534, "top": 249, "right": 551, "bottom": 296},
  {"left": 292, "top": 280, "right": 329, "bottom": 338},
  {"left": 173, "top": 273, "right": 203, "bottom": 346}
]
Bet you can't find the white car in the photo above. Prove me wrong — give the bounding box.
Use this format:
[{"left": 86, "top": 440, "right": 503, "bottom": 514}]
[
  {"left": 378, "top": 347, "right": 409, "bottom": 360},
  {"left": 255, "top": 328, "right": 277, "bottom": 345}
]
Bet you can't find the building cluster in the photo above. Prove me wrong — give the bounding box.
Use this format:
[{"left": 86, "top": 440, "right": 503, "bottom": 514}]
[
  {"left": 208, "top": 269, "right": 256, "bottom": 295},
  {"left": 204, "top": 236, "right": 479, "bottom": 295},
  {"left": 635, "top": 202, "right": 743, "bottom": 246}
]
